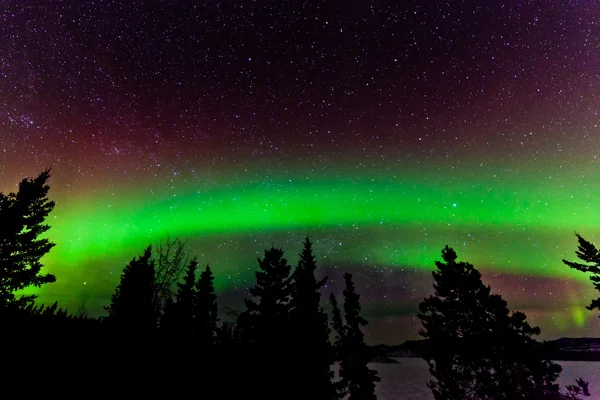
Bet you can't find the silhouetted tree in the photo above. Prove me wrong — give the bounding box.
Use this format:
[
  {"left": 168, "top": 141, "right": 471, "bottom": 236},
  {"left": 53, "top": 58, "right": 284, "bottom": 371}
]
[
  {"left": 158, "top": 257, "right": 198, "bottom": 336},
  {"left": 26, "top": 300, "right": 68, "bottom": 319},
  {"left": 330, "top": 292, "right": 348, "bottom": 399},
  {"left": 154, "top": 236, "right": 189, "bottom": 312},
  {"left": 245, "top": 247, "right": 293, "bottom": 347},
  {"left": 75, "top": 297, "right": 89, "bottom": 319},
  {"left": 418, "top": 245, "right": 564, "bottom": 400},
  {"left": 339, "top": 272, "right": 380, "bottom": 400},
  {"left": 244, "top": 247, "right": 294, "bottom": 396},
  {"left": 330, "top": 293, "right": 345, "bottom": 351},
  {"left": 564, "top": 379, "right": 591, "bottom": 400},
  {"left": 562, "top": 233, "right": 600, "bottom": 318},
  {"left": 194, "top": 264, "right": 218, "bottom": 349},
  {"left": 0, "top": 169, "right": 56, "bottom": 309},
  {"left": 105, "top": 246, "right": 158, "bottom": 334},
  {"left": 289, "top": 237, "right": 336, "bottom": 400},
  {"left": 175, "top": 258, "right": 198, "bottom": 335}
]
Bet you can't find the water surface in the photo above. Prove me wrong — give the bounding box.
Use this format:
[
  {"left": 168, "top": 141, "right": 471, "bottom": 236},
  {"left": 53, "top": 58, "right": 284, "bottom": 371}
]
[{"left": 366, "top": 358, "right": 599, "bottom": 399}]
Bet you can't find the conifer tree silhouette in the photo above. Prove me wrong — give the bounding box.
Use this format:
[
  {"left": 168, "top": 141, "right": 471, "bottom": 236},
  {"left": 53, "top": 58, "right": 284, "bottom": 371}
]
[
  {"left": 159, "top": 258, "right": 197, "bottom": 335},
  {"left": 329, "top": 292, "right": 345, "bottom": 351},
  {"left": 245, "top": 247, "right": 293, "bottom": 347},
  {"left": 562, "top": 233, "right": 600, "bottom": 318},
  {"left": 340, "top": 273, "right": 380, "bottom": 400},
  {"left": 244, "top": 247, "right": 293, "bottom": 396},
  {"left": 177, "top": 257, "right": 199, "bottom": 335},
  {"left": 0, "top": 169, "right": 56, "bottom": 309},
  {"left": 289, "top": 237, "right": 336, "bottom": 400},
  {"left": 26, "top": 300, "right": 68, "bottom": 319},
  {"left": 105, "top": 246, "right": 158, "bottom": 334},
  {"left": 194, "top": 264, "right": 218, "bottom": 350},
  {"left": 418, "top": 245, "right": 565, "bottom": 400}
]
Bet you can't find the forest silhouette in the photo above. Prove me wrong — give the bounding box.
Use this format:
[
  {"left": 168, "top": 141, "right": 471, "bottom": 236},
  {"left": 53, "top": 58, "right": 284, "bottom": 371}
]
[{"left": 0, "top": 170, "right": 595, "bottom": 399}]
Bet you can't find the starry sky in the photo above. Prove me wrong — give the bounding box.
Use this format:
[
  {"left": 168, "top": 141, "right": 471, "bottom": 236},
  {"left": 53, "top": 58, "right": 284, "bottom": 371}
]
[{"left": 1, "top": 0, "right": 599, "bottom": 344}]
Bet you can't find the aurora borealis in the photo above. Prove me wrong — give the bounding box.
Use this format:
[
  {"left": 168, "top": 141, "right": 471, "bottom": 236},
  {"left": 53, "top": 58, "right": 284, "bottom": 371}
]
[{"left": 1, "top": 1, "right": 599, "bottom": 343}]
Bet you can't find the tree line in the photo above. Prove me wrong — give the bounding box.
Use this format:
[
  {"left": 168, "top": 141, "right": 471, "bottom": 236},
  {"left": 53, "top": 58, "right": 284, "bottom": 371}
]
[
  {"left": 0, "top": 169, "right": 598, "bottom": 399},
  {"left": 0, "top": 169, "right": 377, "bottom": 399}
]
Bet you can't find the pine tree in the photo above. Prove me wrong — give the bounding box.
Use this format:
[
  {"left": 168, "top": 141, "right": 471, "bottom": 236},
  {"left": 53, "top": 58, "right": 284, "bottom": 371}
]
[
  {"left": 105, "top": 246, "right": 158, "bottom": 335},
  {"left": 289, "top": 237, "right": 336, "bottom": 400},
  {"left": 0, "top": 169, "right": 56, "bottom": 309},
  {"left": 244, "top": 247, "right": 293, "bottom": 396},
  {"left": 159, "top": 258, "right": 197, "bottom": 336},
  {"left": 329, "top": 293, "right": 345, "bottom": 350},
  {"left": 194, "top": 264, "right": 218, "bottom": 350},
  {"left": 418, "top": 245, "right": 563, "bottom": 400},
  {"left": 562, "top": 233, "right": 600, "bottom": 318},
  {"left": 340, "top": 273, "right": 380, "bottom": 400},
  {"left": 245, "top": 247, "right": 293, "bottom": 347},
  {"left": 176, "top": 257, "right": 198, "bottom": 335}
]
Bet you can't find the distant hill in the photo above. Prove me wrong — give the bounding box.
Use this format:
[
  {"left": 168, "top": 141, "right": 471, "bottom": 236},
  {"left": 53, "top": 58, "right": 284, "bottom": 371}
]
[
  {"left": 370, "top": 337, "right": 600, "bottom": 362},
  {"left": 370, "top": 339, "right": 431, "bottom": 359},
  {"left": 542, "top": 337, "right": 600, "bottom": 361},
  {"left": 546, "top": 337, "right": 600, "bottom": 352}
]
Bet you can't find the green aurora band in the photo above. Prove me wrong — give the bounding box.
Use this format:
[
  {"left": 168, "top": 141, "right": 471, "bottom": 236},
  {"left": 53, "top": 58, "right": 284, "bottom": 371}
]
[
  {"left": 40, "top": 165, "right": 599, "bottom": 274},
  {"left": 20, "top": 159, "right": 599, "bottom": 331}
]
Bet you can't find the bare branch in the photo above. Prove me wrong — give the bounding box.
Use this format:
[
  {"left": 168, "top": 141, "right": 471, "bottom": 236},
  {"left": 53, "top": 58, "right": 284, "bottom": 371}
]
[
  {"left": 153, "top": 236, "right": 191, "bottom": 312},
  {"left": 75, "top": 297, "right": 88, "bottom": 319}
]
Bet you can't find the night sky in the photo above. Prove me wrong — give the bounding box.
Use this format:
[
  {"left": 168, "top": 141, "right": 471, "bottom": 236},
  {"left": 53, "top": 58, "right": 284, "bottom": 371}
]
[{"left": 1, "top": 1, "right": 599, "bottom": 344}]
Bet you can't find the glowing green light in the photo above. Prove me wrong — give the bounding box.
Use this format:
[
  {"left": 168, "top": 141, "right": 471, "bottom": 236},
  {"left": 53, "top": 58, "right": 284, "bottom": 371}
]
[
  {"left": 21, "top": 161, "right": 599, "bottom": 321},
  {"left": 571, "top": 306, "right": 588, "bottom": 328}
]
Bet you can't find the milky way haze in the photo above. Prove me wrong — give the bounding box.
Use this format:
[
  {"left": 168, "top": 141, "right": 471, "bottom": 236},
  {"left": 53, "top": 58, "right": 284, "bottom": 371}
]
[{"left": 1, "top": 1, "right": 599, "bottom": 343}]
